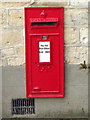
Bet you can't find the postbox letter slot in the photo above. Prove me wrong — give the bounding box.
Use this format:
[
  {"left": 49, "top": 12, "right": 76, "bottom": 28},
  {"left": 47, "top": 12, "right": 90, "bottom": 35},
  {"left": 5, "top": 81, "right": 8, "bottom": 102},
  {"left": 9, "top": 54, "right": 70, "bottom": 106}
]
[{"left": 31, "top": 22, "right": 57, "bottom": 26}]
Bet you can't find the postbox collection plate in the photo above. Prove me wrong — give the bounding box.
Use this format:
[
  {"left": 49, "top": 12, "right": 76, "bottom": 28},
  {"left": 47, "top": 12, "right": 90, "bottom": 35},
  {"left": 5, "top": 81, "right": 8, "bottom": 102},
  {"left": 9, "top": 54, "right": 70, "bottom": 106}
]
[
  {"left": 39, "top": 41, "right": 51, "bottom": 63},
  {"left": 25, "top": 7, "right": 64, "bottom": 98}
]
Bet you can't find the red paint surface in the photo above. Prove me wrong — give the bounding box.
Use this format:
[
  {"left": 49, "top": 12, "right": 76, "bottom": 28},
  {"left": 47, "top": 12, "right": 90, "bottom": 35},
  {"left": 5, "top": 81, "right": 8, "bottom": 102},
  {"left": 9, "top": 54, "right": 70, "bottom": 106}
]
[{"left": 25, "top": 7, "right": 64, "bottom": 98}]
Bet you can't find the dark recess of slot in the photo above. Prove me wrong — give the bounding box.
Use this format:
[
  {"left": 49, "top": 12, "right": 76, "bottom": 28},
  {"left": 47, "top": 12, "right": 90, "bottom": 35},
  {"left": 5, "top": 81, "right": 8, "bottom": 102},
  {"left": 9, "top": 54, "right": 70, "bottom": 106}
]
[{"left": 31, "top": 22, "right": 57, "bottom": 26}]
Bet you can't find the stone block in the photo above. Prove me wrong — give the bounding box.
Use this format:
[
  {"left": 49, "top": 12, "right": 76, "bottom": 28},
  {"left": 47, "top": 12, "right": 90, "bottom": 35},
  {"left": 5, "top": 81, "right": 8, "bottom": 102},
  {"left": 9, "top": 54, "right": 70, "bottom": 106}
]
[
  {"left": 1, "top": 48, "right": 15, "bottom": 57},
  {"left": 2, "top": 58, "right": 8, "bottom": 66},
  {"left": 65, "top": 47, "right": 88, "bottom": 64},
  {"left": 70, "top": 0, "right": 89, "bottom": 8},
  {"left": 65, "top": 9, "right": 88, "bottom": 26},
  {"left": 8, "top": 9, "right": 23, "bottom": 26},
  {"left": 0, "top": 60, "right": 2, "bottom": 66},
  {"left": 0, "top": 2, "right": 29, "bottom": 8},
  {"left": 0, "top": 28, "right": 2, "bottom": 48},
  {"left": 15, "top": 46, "right": 25, "bottom": 57},
  {"left": 1, "top": 0, "right": 30, "bottom": 2},
  {"left": 2, "top": 28, "right": 21, "bottom": 47},
  {"left": 7, "top": 57, "right": 25, "bottom": 66},
  {"left": 37, "top": 0, "right": 68, "bottom": 6},
  {"left": 0, "top": 9, "right": 7, "bottom": 27},
  {"left": 65, "top": 27, "right": 79, "bottom": 45},
  {"left": 80, "top": 28, "right": 88, "bottom": 45}
]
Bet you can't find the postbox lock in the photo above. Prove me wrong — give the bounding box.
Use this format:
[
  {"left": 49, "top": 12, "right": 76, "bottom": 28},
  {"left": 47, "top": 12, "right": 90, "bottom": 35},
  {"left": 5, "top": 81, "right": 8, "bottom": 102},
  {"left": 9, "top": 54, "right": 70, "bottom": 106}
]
[{"left": 42, "top": 35, "right": 47, "bottom": 40}]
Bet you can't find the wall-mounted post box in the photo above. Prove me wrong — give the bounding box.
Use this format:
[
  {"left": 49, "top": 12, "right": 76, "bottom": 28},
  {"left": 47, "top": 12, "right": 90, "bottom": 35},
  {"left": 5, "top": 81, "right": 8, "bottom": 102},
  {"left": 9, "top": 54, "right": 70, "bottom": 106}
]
[{"left": 25, "top": 7, "right": 64, "bottom": 98}]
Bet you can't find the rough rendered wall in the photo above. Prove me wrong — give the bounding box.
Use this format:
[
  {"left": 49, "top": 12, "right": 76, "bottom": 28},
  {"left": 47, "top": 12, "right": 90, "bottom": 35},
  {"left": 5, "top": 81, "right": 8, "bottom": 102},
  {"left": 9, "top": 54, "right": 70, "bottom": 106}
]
[{"left": 0, "top": 0, "right": 89, "bottom": 119}]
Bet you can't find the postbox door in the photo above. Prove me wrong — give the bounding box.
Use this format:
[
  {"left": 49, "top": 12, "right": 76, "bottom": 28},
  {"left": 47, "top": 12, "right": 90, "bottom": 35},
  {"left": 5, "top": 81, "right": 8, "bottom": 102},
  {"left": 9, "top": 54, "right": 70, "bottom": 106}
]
[
  {"left": 30, "top": 35, "right": 61, "bottom": 95},
  {"left": 25, "top": 7, "right": 64, "bottom": 98}
]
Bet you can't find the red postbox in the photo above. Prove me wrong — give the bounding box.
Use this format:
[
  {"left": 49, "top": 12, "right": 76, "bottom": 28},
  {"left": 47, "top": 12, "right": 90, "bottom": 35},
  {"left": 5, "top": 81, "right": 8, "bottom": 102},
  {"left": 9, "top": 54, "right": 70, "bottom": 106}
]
[{"left": 25, "top": 7, "right": 64, "bottom": 98}]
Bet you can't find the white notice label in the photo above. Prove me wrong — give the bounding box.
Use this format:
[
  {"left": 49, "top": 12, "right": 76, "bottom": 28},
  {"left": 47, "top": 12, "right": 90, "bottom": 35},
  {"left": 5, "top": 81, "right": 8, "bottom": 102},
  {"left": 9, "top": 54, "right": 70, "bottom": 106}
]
[{"left": 39, "top": 41, "right": 50, "bottom": 63}]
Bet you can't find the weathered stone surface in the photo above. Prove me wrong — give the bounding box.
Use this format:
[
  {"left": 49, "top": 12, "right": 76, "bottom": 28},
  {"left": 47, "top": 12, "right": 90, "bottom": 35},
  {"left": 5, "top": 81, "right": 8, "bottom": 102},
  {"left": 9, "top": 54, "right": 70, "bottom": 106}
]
[
  {"left": 0, "top": 28, "right": 2, "bottom": 48},
  {"left": 36, "top": 0, "right": 68, "bottom": 6},
  {"left": 1, "top": 48, "right": 15, "bottom": 57},
  {"left": 0, "top": 0, "right": 30, "bottom": 2},
  {"left": 65, "top": 9, "right": 88, "bottom": 26},
  {"left": 7, "top": 57, "right": 25, "bottom": 66},
  {"left": 65, "top": 47, "right": 88, "bottom": 64},
  {"left": 0, "top": 0, "right": 89, "bottom": 8},
  {"left": 15, "top": 46, "right": 25, "bottom": 56},
  {"left": 8, "top": 9, "right": 24, "bottom": 26},
  {"left": 0, "top": 9, "right": 7, "bottom": 27},
  {"left": 0, "top": 2, "right": 29, "bottom": 8},
  {"left": 2, "top": 58, "right": 8, "bottom": 66},
  {"left": 70, "top": 0, "right": 89, "bottom": 8},
  {"left": 0, "top": 2, "right": 89, "bottom": 66},
  {"left": 0, "top": 60, "right": 2, "bottom": 66},
  {"left": 88, "top": 47, "right": 90, "bottom": 63},
  {"left": 65, "top": 27, "right": 79, "bottom": 45},
  {"left": 2, "top": 28, "right": 21, "bottom": 47},
  {"left": 80, "top": 28, "right": 88, "bottom": 45}
]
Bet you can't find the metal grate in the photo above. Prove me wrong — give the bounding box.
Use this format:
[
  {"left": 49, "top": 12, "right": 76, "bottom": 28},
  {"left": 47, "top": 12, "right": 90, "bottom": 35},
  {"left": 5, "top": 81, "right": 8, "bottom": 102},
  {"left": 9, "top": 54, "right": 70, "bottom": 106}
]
[{"left": 12, "top": 98, "right": 35, "bottom": 115}]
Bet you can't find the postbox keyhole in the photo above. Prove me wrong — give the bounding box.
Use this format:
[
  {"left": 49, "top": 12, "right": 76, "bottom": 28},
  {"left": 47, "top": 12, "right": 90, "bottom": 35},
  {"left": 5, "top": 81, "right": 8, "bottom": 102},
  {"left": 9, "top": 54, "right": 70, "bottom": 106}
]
[{"left": 42, "top": 35, "right": 47, "bottom": 40}]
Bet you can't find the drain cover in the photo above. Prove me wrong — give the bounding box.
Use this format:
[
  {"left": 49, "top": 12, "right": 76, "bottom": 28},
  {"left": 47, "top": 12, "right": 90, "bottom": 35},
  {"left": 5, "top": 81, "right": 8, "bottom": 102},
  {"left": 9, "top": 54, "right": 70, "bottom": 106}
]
[{"left": 12, "top": 98, "right": 35, "bottom": 115}]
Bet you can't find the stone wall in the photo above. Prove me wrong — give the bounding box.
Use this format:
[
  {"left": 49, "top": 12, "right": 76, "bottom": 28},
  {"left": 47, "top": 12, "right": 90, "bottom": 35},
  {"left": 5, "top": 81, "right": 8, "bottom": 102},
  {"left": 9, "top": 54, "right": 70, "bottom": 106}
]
[
  {"left": 0, "top": 0, "right": 89, "bottom": 66},
  {"left": 0, "top": 0, "right": 89, "bottom": 119}
]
